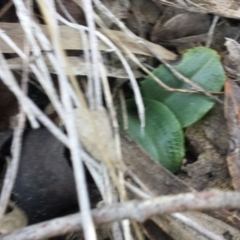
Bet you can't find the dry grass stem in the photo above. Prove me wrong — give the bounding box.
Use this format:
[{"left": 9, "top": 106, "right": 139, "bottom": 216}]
[
  {"left": 0, "top": 34, "right": 30, "bottom": 219},
  {"left": 81, "top": 0, "right": 102, "bottom": 109},
  {"left": 36, "top": 1, "right": 97, "bottom": 239},
  {"left": 119, "top": 89, "right": 128, "bottom": 130},
  {"left": 99, "top": 61, "right": 122, "bottom": 163}
]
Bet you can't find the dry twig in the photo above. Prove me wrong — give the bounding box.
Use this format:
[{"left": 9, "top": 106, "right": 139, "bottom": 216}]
[
  {"left": 0, "top": 26, "right": 30, "bottom": 219},
  {"left": 1, "top": 190, "right": 240, "bottom": 240},
  {"left": 206, "top": 15, "right": 220, "bottom": 47}
]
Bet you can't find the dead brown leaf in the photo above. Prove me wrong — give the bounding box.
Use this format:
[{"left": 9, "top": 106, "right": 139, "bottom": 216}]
[
  {"left": 151, "top": 12, "right": 210, "bottom": 42},
  {"left": 153, "top": 0, "right": 240, "bottom": 20},
  {"left": 0, "top": 23, "right": 176, "bottom": 60},
  {"left": 75, "top": 107, "right": 119, "bottom": 168},
  {"left": 0, "top": 202, "right": 27, "bottom": 235},
  {"left": 75, "top": 107, "right": 125, "bottom": 195}
]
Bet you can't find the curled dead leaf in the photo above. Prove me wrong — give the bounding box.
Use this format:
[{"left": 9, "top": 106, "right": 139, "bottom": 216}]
[{"left": 0, "top": 202, "right": 27, "bottom": 235}]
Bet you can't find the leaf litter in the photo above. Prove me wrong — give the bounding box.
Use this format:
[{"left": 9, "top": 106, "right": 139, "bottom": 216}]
[{"left": 1, "top": 0, "right": 240, "bottom": 240}]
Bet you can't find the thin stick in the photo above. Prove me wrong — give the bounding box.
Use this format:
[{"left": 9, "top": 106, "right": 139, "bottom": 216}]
[
  {"left": 56, "top": 0, "right": 94, "bottom": 109},
  {"left": 2, "top": 190, "right": 240, "bottom": 240},
  {"left": 206, "top": 15, "right": 219, "bottom": 47},
  {"left": 0, "top": 0, "right": 34, "bottom": 213},
  {"left": 125, "top": 180, "right": 224, "bottom": 240},
  {"left": 80, "top": 0, "right": 102, "bottom": 109},
  {"left": 0, "top": 31, "right": 30, "bottom": 218},
  {"left": 99, "top": 60, "right": 123, "bottom": 165},
  {"left": 119, "top": 89, "right": 128, "bottom": 130}
]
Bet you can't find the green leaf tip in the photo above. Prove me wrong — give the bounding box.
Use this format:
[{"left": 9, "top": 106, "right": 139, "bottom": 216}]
[
  {"left": 141, "top": 47, "right": 226, "bottom": 127},
  {"left": 126, "top": 98, "right": 184, "bottom": 173}
]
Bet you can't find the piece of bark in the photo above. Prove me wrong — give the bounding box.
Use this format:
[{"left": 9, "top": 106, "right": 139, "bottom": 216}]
[
  {"left": 224, "top": 80, "right": 240, "bottom": 191},
  {"left": 122, "top": 134, "right": 190, "bottom": 195},
  {"left": 182, "top": 104, "right": 230, "bottom": 191},
  {"left": 121, "top": 134, "right": 240, "bottom": 239}
]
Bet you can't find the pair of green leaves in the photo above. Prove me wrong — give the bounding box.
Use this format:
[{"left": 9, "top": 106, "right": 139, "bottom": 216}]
[{"left": 125, "top": 47, "right": 226, "bottom": 172}]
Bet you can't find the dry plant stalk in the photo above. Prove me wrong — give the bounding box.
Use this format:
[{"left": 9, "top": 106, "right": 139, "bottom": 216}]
[{"left": 1, "top": 190, "right": 240, "bottom": 240}]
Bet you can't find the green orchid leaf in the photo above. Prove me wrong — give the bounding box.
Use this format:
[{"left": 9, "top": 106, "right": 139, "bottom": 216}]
[
  {"left": 141, "top": 47, "right": 226, "bottom": 127},
  {"left": 126, "top": 98, "right": 184, "bottom": 172}
]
